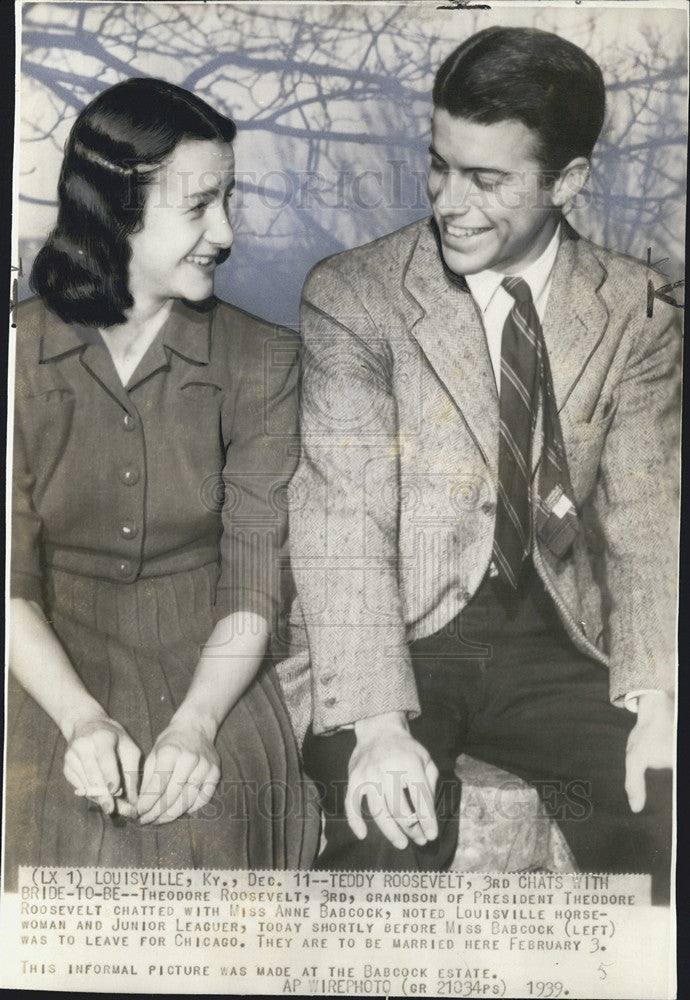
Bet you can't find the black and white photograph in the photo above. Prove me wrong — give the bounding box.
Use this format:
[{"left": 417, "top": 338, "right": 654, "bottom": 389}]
[{"left": 2, "top": 1, "right": 686, "bottom": 996}]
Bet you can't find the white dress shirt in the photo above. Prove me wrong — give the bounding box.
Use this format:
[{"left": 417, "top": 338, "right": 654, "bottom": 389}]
[{"left": 465, "top": 223, "right": 561, "bottom": 392}]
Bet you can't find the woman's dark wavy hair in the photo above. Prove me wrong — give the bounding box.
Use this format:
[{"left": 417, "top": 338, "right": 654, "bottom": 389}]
[
  {"left": 30, "top": 77, "right": 237, "bottom": 327},
  {"left": 433, "top": 27, "right": 605, "bottom": 174}
]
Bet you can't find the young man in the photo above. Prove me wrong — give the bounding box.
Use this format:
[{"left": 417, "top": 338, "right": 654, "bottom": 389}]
[{"left": 285, "top": 27, "right": 678, "bottom": 896}]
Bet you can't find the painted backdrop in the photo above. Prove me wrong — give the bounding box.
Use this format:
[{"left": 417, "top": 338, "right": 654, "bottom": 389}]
[{"left": 18, "top": 1, "right": 687, "bottom": 329}]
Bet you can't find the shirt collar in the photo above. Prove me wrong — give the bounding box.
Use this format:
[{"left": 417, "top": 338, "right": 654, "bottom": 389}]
[
  {"left": 39, "top": 297, "right": 213, "bottom": 366},
  {"left": 465, "top": 223, "right": 562, "bottom": 313},
  {"left": 159, "top": 298, "right": 212, "bottom": 365},
  {"left": 38, "top": 307, "right": 92, "bottom": 362}
]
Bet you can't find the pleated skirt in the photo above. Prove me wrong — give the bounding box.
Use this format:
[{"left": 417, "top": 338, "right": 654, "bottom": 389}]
[{"left": 4, "top": 564, "right": 319, "bottom": 888}]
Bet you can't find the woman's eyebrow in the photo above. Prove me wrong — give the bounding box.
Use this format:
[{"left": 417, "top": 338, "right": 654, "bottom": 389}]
[
  {"left": 184, "top": 176, "right": 235, "bottom": 201},
  {"left": 184, "top": 185, "right": 217, "bottom": 201}
]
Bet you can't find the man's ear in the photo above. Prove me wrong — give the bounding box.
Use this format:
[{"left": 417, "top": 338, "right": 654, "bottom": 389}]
[{"left": 551, "top": 157, "right": 591, "bottom": 208}]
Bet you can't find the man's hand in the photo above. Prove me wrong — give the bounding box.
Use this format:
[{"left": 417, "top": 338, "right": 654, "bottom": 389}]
[
  {"left": 347, "top": 712, "right": 438, "bottom": 849},
  {"left": 625, "top": 691, "right": 674, "bottom": 812}
]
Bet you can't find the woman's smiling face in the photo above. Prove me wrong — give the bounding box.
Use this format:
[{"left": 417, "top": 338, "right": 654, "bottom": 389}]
[{"left": 128, "top": 139, "right": 235, "bottom": 312}]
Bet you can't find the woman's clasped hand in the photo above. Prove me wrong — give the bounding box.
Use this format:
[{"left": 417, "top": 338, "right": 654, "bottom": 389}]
[{"left": 62, "top": 712, "right": 222, "bottom": 825}]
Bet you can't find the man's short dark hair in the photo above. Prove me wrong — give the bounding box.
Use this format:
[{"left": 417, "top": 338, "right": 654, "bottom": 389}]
[
  {"left": 30, "top": 77, "right": 237, "bottom": 328},
  {"left": 433, "top": 27, "right": 605, "bottom": 172}
]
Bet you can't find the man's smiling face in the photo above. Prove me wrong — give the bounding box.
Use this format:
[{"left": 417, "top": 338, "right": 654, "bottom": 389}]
[{"left": 427, "top": 109, "right": 563, "bottom": 276}]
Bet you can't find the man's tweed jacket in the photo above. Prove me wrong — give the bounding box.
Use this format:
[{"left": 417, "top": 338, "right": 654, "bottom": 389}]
[{"left": 279, "top": 218, "right": 680, "bottom": 746}]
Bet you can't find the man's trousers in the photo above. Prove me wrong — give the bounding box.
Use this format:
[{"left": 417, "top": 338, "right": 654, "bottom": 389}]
[{"left": 302, "top": 567, "right": 672, "bottom": 903}]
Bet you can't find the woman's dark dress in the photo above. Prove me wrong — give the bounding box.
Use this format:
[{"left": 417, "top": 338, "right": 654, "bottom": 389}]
[{"left": 6, "top": 296, "right": 318, "bottom": 886}]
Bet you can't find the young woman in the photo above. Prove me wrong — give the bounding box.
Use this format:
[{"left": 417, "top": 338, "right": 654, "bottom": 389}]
[{"left": 7, "top": 77, "right": 318, "bottom": 883}]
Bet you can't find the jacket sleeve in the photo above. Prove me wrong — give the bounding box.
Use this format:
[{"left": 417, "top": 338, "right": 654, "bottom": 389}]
[
  {"left": 213, "top": 323, "right": 300, "bottom": 632},
  {"left": 596, "top": 288, "right": 681, "bottom": 705},
  {"left": 289, "top": 261, "right": 420, "bottom": 734}
]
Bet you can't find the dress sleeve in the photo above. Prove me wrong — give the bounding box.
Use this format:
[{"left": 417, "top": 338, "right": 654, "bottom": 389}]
[
  {"left": 11, "top": 402, "right": 44, "bottom": 608},
  {"left": 213, "top": 323, "right": 300, "bottom": 631}
]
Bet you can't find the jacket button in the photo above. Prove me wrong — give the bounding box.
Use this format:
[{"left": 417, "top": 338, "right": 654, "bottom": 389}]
[
  {"left": 120, "top": 522, "right": 138, "bottom": 539},
  {"left": 123, "top": 413, "right": 137, "bottom": 431},
  {"left": 120, "top": 468, "right": 140, "bottom": 486},
  {"left": 481, "top": 502, "right": 496, "bottom": 516},
  {"left": 458, "top": 589, "right": 471, "bottom": 603},
  {"left": 117, "top": 561, "right": 132, "bottom": 577},
  {"left": 320, "top": 675, "right": 334, "bottom": 686},
  {"left": 324, "top": 697, "right": 337, "bottom": 708}
]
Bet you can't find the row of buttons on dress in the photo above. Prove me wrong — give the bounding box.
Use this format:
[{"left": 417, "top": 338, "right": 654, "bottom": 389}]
[{"left": 118, "top": 412, "right": 142, "bottom": 578}]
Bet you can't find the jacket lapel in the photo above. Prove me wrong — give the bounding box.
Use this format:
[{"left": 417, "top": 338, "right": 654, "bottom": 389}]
[
  {"left": 401, "top": 221, "right": 609, "bottom": 474},
  {"left": 542, "top": 225, "right": 609, "bottom": 416},
  {"left": 403, "top": 222, "right": 499, "bottom": 472},
  {"left": 529, "top": 226, "right": 609, "bottom": 474}
]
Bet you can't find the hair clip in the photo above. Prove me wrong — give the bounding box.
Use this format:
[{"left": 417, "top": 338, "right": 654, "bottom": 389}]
[
  {"left": 73, "top": 137, "right": 133, "bottom": 176},
  {"left": 73, "top": 137, "right": 158, "bottom": 177}
]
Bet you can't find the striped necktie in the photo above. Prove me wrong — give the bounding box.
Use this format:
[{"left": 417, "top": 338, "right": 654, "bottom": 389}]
[{"left": 493, "top": 276, "right": 578, "bottom": 588}]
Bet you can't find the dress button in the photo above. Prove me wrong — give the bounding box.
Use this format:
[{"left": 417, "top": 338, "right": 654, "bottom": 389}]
[
  {"left": 481, "top": 502, "right": 496, "bottom": 516},
  {"left": 324, "top": 697, "right": 337, "bottom": 708},
  {"left": 120, "top": 468, "right": 140, "bottom": 486},
  {"left": 123, "top": 413, "right": 137, "bottom": 431},
  {"left": 117, "top": 561, "right": 132, "bottom": 578},
  {"left": 120, "top": 522, "right": 138, "bottom": 539}
]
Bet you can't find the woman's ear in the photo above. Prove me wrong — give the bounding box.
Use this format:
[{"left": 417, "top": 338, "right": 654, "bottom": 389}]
[{"left": 551, "top": 157, "right": 591, "bottom": 209}]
